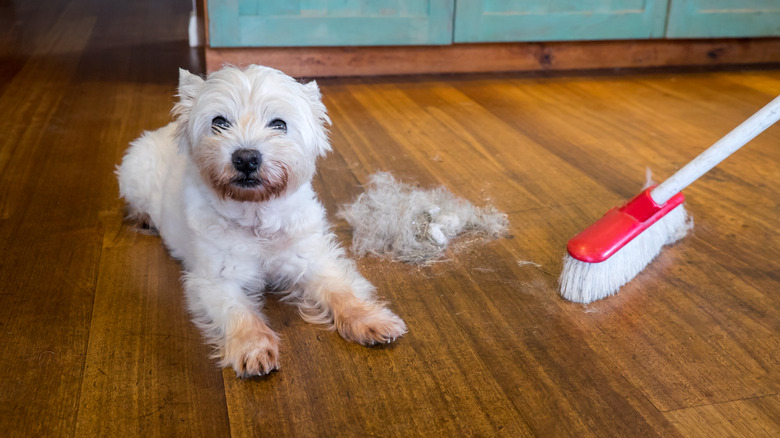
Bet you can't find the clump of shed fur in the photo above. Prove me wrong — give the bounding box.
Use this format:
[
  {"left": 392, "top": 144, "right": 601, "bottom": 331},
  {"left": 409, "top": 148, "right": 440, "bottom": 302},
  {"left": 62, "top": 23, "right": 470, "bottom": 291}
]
[{"left": 338, "top": 172, "right": 508, "bottom": 263}]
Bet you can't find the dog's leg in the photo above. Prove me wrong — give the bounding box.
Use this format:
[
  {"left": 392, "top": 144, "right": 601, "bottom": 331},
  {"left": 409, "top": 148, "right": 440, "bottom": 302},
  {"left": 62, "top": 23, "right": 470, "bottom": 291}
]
[
  {"left": 293, "top": 243, "right": 407, "bottom": 345},
  {"left": 183, "top": 274, "right": 280, "bottom": 377}
]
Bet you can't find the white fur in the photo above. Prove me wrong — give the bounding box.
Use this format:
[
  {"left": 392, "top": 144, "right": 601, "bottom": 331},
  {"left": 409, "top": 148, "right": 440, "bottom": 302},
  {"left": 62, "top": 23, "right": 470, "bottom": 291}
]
[
  {"left": 338, "top": 172, "right": 508, "bottom": 263},
  {"left": 117, "top": 65, "right": 406, "bottom": 377}
]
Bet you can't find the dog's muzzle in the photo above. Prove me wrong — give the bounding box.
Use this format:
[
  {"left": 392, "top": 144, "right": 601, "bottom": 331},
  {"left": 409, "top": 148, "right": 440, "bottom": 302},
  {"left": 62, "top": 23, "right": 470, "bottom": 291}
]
[{"left": 231, "top": 148, "right": 262, "bottom": 187}]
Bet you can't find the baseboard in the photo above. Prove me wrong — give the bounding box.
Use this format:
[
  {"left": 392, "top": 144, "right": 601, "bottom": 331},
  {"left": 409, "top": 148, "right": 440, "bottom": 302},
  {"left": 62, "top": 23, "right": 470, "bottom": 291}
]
[{"left": 205, "top": 38, "right": 780, "bottom": 77}]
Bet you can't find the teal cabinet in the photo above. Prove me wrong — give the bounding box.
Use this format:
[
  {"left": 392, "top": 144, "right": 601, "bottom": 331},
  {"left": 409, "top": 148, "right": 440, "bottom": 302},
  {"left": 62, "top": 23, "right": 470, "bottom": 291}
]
[
  {"left": 454, "top": 0, "right": 670, "bottom": 42},
  {"left": 666, "top": 0, "right": 780, "bottom": 38},
  {"left": 207, "top": 0, "right": 780, "bottom": 48},
  {"left": 208, "top": 0, "right": 455, "bottom": 47}
]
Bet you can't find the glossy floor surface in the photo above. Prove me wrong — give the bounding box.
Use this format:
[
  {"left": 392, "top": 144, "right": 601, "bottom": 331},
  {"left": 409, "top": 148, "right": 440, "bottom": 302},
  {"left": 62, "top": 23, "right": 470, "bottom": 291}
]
[{"left": 1, "top": 1, "right": 778, "bottom": 436}]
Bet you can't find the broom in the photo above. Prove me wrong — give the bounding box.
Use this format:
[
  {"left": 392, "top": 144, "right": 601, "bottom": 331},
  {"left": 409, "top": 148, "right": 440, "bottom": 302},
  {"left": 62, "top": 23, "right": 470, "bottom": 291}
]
[{"left": 559, "top": 95, "right": 780, "bottom": 304}]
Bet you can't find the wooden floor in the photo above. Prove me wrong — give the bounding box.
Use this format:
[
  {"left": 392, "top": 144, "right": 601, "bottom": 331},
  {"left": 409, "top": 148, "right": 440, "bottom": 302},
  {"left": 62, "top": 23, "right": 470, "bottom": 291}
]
[{"left": 2, "top": 1, "right": 779, "bottom": 437}]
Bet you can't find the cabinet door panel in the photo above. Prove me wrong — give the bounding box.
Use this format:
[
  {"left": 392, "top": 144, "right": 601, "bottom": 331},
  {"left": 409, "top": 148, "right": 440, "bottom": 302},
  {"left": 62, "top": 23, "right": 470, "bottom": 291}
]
[
  {"left": 454, "top": 0, "right": 669, "bottom": 42},
  {"left": 209, "top": 0, "right": 455, "bottom": 47},
  {"left": 667, "top": 0, "right": 780, "bottom": 38}
]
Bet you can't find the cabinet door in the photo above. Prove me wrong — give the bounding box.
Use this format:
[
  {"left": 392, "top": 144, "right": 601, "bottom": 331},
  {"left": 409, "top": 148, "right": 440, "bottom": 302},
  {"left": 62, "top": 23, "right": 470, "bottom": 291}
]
[
  {"left": 208, "top": 0, "right": 454, "bottom": 47},
  {"left": 454, "top": 0, "right": 669, "bottom": 42},
  {"left": 666, "top": 0, "right": 780, "bottom": 38}
]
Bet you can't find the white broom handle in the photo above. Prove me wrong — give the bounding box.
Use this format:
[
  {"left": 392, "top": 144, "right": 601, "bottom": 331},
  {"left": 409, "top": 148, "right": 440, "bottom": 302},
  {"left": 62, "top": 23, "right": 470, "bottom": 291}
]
[{"left": 651, "top": 95, "right": 780, "bottom": 205}]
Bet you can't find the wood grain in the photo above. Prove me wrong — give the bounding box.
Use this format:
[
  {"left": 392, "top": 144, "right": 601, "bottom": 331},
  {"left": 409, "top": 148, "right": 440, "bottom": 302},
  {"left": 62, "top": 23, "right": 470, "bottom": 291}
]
[
  {"left": 1, "top": 1, "right": 778, "bottom": 436},
  {"left": 74, "top": 215, "right": 230, "bottom": 436}
]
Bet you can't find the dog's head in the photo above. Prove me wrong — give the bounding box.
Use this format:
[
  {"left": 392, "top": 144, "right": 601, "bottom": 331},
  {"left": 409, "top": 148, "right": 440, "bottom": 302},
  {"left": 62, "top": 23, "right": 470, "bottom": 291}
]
[{"left": 172, "top": 65, "right": 331, "bottom": 203}]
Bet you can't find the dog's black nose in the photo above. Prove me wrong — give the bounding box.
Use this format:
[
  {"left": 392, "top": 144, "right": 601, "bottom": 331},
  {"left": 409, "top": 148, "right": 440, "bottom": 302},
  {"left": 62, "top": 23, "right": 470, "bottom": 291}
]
[{"left": 232, "top": 149, "right": 262, "bottom": 175}]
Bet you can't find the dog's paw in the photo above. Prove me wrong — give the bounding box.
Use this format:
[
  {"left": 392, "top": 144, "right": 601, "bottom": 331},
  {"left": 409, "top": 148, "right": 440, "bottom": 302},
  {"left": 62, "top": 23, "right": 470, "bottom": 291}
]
[
  {"left": 222, "top": 316, "right": 280, "bottom": 378},
  {"left": 334, "top": 299, "right": 407, "bottom": 346}
]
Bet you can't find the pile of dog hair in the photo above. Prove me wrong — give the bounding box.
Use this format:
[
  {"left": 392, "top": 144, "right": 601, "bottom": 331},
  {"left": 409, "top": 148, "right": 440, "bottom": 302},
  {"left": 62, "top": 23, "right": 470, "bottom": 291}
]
[{"left": 339, "top": 172, "right": 509, "bottom": 263}]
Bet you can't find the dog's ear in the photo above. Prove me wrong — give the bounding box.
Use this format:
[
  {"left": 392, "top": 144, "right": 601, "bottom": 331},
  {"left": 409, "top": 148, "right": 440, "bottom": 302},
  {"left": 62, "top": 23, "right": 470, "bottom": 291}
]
[
  {"left": 173, "top": 69, "right": 204, "bottom": 116},
  {"left": 302, "top": 80, "right": 332, "bottom": 157},
  {"left": 303, "top": 80, "right": 322, "bottom": 100},
  {"left": 178, "top": 68, "right": 205, "bottom": 98},
  {"left": 172, "top": 69, "right": 205, "bottom": 153}
]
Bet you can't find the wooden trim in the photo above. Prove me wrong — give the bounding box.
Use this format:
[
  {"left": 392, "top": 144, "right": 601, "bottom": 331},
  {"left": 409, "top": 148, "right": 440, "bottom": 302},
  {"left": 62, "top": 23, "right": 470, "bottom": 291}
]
[
  {"left": 202, "top": 0, "right": 210, "bottom": 46},
  {"left": 205, "top": 38, "right": 780, "bottom": 77}
]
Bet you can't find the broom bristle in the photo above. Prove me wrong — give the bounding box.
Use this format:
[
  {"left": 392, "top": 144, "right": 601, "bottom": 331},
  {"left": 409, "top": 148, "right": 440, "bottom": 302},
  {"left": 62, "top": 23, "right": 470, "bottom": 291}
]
[{"left": 559, "top": 203, "right": 693, "bottom": 304}]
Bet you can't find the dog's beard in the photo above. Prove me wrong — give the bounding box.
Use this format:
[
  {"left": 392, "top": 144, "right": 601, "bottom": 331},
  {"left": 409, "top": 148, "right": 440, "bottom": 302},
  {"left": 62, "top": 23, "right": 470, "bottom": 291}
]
[
  {"left": 218, "top": 161, "right": 290, "bottom": 203},
  {"left": 193, "top": 138, "right": 294, "bottom": 203}
]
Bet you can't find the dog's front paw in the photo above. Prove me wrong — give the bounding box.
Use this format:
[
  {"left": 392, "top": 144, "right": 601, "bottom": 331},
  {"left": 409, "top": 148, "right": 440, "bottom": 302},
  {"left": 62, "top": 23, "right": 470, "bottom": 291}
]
[
  {"left": 334, "top": 298, "right": 407, "bottom": 346},
  {"left": 222, "top": 315, "right": 280, "bottom": 378}
]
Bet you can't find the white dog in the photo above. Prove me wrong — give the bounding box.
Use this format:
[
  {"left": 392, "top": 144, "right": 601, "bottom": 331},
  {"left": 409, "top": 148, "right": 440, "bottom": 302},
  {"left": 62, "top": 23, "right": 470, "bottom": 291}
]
[{"left": 117, "top": 65, "right": 406, "bottom": 377}]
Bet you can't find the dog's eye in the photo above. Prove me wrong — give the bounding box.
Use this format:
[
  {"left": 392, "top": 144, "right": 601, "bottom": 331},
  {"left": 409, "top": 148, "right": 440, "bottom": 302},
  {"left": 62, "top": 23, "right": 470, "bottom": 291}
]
[
  {"left": 268, "top": 119, "right": 287, "bottom": 132},
  {"left": 211, "top": 116, "right": 231, "bottom": 133}
]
